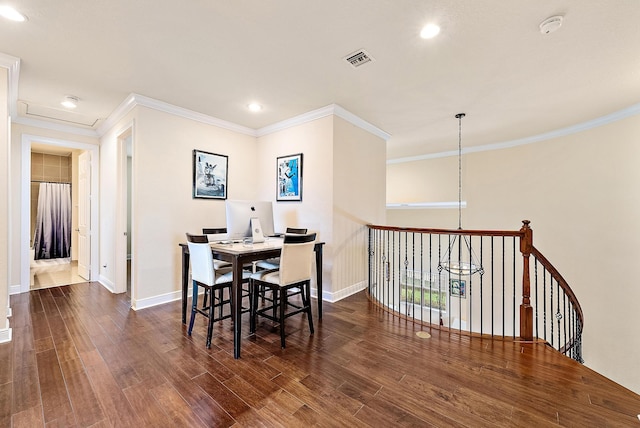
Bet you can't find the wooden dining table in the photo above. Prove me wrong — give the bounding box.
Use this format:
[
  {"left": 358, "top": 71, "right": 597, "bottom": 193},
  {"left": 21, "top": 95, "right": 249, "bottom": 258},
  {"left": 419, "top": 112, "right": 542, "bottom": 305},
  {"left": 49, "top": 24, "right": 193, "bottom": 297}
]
[{"left": 179, "top": 237, "right": 325, "bottom": 358}]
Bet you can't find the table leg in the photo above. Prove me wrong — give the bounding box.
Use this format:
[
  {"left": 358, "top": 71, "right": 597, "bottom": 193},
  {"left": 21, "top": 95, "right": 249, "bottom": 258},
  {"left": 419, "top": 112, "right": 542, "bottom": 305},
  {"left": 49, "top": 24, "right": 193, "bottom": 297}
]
[
  {"left": 315, "top": 245, "right": 323, "bottom": 319},
  {"left": 232, "top": 259, "right": 243, "bottom": 359},
  {"left": 181, "top": 249, "right": 190, "bottom": 324}
]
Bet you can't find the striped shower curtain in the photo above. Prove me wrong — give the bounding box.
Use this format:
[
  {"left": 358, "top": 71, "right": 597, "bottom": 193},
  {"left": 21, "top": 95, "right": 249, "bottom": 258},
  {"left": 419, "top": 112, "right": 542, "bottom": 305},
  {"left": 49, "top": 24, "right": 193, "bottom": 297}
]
[{"left": 33, "top": 182, "right": 72, "bottom": 260}]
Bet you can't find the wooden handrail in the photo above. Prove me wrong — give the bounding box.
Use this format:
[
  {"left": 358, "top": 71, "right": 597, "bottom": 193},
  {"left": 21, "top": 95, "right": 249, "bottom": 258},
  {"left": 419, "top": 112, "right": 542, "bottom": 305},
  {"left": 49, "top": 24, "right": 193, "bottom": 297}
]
[
  {"left": 368, "top": 224, "right": 524, "bottom": 238},
  {"left": 530, "top": 245, "right": 584, "bottom": 327}
]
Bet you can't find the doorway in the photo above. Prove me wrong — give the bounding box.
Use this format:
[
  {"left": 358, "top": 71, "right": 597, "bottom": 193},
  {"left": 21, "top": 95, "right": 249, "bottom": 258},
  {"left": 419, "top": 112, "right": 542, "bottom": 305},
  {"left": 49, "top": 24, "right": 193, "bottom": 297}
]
[
  {"left": 20, "top": 134, "right": 99, "bottom": 294},
  {"left": 29, "top": 149, "right": 81, "bottom": 289}
]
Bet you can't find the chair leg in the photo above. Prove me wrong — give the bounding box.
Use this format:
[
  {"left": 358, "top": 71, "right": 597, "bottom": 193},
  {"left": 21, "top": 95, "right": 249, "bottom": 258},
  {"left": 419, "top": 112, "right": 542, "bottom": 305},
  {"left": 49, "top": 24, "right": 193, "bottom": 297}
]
[
  {"left": 217, "top": 288, "right": 224, "bottom": 319},
  {"left": 188, "top": 281, "right": 198, "bottom": 336},
  {"left": 305, "top": 281, "right": 314, "bottom": 334},
  {"left": 206, "top": 288, "right": 215, "bottom": 349},
  {"left": 280, "top": 289, "right": 287, "bottom": 348},
  {"left": 273, "top": 289, "right": 279, "bottom": 325}
]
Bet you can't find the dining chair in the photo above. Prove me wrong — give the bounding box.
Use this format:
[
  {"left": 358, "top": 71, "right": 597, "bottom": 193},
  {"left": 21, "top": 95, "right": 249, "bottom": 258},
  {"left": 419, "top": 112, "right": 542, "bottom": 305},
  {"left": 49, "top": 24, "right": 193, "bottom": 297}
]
[
  {"left": 186, "top": 233, "right": 251, "bottom": 348},
  {"left": 249, "top": 232, "right": 316, "bottom": 348},
  {"left": 255, "top": 227, "right": 308, "bottom": 270},
  {"left": 202, "top": 227, "right": 232, "bottom": 270},
  {"left": 255, "top": 227, "right": 309, "bottom": 306}
]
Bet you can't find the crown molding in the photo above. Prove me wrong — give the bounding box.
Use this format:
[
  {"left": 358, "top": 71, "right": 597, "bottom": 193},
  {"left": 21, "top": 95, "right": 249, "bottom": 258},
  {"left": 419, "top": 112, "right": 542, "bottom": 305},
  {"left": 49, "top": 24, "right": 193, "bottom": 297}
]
[
  {"left": 332, "top": 104, "right": 391, "bottom": 141},
  {"left": 98, "top": 93, "right": 257, "bottom": 138},
  {"left": 256, "top": 104, "right": 391, "bottom": 141},
  {"left": 387, "top": 102, "right": 640, "bottom": 164},
  {"left": 12, "top": 115, "right": 99, "bottom": 138},
  {"left": 0, "top": 52, "right": 20, "bottom": 118},
  {"left": 256, "top": 104, "right": 335, "bottom": 137},
  {"left": 13, "top": 91, "right": 390, "bottom": 142},
  {"left": 95, "top": 93, "right": 137, "bottom": 136}
]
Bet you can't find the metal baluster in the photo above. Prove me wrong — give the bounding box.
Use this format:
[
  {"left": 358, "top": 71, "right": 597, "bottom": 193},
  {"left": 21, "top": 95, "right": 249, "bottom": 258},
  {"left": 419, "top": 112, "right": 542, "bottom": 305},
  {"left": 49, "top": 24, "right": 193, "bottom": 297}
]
[{"left": 491, "top": 236, "right": 495, "bottom": 336}]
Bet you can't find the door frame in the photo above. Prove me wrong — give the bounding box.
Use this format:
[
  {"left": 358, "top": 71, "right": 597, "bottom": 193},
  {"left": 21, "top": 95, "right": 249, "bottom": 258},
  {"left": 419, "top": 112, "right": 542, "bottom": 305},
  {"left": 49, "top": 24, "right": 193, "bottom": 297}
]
[
  {"left": 20, "top": 134, "right": 100, "bottom": 293},
  {"left": 115, "top": 124, "right": 133, "bottom": 296}
]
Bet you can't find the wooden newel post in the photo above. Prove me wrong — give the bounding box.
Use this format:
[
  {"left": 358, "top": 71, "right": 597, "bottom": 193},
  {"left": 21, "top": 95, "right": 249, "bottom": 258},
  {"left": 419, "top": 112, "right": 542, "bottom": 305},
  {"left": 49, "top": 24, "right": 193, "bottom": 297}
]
[{"left": 519, "top": 220, "right": 534, "bottom": 341}]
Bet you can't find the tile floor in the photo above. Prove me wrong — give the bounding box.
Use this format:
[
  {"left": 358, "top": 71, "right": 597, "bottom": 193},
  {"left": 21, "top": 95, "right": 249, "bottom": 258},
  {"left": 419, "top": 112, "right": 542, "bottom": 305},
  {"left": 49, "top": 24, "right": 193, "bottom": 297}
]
[{"left": 30, "top": 258, "right": 87, "bottom": 290}]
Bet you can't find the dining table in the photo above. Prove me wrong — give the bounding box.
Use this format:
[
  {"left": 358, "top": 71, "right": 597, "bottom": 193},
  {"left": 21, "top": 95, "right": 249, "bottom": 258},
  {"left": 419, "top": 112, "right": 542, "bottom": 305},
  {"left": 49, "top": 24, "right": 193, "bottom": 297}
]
[{"left": 179, "top": 237, "right": 325, "bottom": 358}]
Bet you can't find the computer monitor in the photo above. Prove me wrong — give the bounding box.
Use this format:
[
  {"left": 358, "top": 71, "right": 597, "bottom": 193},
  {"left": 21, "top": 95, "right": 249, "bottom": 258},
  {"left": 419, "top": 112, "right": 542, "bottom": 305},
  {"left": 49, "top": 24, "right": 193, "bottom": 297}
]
[{"left": 225, "top": 200, "right": 275, "bottom": 242}]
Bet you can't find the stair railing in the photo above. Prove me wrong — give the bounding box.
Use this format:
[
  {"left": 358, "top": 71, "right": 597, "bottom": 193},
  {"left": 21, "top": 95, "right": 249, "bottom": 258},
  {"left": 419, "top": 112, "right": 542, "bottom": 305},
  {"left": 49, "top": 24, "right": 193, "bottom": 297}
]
[{"left": 367, "top": 220, "right": 584, "bottom": 363}]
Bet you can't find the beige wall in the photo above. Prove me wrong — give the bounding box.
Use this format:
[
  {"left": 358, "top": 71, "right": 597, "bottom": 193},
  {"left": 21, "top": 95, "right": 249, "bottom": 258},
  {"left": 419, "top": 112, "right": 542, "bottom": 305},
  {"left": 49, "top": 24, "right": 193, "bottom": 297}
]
[
  {"left": 256, "top": 116, "right": 334, "bottom": 297},
  {"left": 387, "top": 114, "right": 640, "bottom": 394},
  {"left": 96, "top": 104, "right": 385, "bottom": 307},
  {"left": 99, "top": 106, "right": 258, "bottom": 303},
  {"left": 255, "top": 115, "right": 387, "bottom": 300},
  {"left": 332, "top": 117, "right": 386, "bottom": 298},
  {"left": 0, "top": 67, "right": 9, "bottom": 336}
]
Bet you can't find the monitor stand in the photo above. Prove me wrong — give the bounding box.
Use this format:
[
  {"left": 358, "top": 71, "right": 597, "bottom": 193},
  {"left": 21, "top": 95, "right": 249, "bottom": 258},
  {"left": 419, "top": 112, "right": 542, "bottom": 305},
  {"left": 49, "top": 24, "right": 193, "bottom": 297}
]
[{"left": 250, "top": 217, "right": 265, "bottom": 243}]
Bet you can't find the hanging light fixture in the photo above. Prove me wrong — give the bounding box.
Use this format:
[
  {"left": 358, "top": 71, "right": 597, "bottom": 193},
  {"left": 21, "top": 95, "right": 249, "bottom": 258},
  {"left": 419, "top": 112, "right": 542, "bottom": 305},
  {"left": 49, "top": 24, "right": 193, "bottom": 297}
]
[{"left": 438, "top": 113, "right": 484, "bottom": 276}]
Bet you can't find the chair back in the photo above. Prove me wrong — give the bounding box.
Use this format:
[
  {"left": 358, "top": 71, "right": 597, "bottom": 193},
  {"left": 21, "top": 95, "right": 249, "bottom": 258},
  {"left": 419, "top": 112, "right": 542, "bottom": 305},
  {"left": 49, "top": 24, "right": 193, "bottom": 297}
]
[
  {"left": 186, "top": 233, "right": 216, "bottom": 286},
  {"left": 279, "top": 233, "right": 316, "bottom": 285},
  {"left": 285, "top": 227, "right": 308, "bottom": 234},
  {"left": 202, "top": 227, "right": 227, "bottom": 235}
]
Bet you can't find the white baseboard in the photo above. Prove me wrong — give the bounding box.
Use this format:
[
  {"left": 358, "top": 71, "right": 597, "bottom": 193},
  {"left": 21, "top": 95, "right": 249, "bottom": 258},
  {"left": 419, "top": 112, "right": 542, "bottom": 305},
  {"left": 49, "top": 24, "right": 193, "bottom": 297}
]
[
  {"left": 9, "top": 284, "right": 22, "bottom": 295},
  {"left": 131, "top": 287, "right": 205, "bottom": 311},
  {"left": 132, "top": 290, "right": 182, "bottom": 311},
  {"left": 313, "top": 281, "right": 367, "bottom": 303},
  {"left": 98, "top": 276, "right": 115, "bottom": 293},
  {"left": 0, "top": 320, "right": 12, "bottom": 343}
]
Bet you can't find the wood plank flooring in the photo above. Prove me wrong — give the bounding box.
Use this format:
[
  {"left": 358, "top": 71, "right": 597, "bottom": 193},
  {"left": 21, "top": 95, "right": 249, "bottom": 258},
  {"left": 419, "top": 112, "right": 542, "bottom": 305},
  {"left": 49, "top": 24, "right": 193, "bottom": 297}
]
[{"left": 2, "top": 282, "right": 639, "bottom": 427}]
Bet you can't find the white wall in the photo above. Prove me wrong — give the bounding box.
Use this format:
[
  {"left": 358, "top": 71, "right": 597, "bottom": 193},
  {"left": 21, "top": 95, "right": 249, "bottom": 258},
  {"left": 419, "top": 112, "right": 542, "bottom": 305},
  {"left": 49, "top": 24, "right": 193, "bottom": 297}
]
[{"left": 387, "top": 114, "right": 640, "bottom": 395}]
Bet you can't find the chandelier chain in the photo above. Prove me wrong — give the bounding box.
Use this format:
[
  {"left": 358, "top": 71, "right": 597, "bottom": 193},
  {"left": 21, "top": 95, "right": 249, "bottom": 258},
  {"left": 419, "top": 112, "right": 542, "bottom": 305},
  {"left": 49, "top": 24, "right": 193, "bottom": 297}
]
[{"left": 456, "top": 113, "right": 465, "bottom": 230}]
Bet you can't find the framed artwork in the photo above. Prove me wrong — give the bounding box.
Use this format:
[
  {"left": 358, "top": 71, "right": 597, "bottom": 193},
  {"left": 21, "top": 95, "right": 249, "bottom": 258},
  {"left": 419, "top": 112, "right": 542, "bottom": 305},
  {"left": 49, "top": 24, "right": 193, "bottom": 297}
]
[
  {"left": 193, "top": 149, "right": 228, "bottom": 199},
  {"left": 450, "top": 278, "right": 466, "bottom": 298},
  {"left": 277, "top": 153, "right": 303, "bottom": 201}
]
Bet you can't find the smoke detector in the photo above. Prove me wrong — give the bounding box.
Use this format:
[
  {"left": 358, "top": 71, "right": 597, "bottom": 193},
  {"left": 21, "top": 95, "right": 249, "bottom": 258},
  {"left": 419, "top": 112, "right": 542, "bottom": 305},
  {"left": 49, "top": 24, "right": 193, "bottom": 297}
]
[{"left": 539, "top": 15, "right": 563, "bottom": 35}]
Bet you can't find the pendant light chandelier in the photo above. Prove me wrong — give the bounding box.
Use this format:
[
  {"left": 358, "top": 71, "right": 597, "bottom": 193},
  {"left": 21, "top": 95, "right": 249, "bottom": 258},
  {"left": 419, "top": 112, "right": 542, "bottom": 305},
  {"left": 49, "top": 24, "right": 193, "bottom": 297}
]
[{"left": 438, "top": 113, "right": 484, "bottom": 276}]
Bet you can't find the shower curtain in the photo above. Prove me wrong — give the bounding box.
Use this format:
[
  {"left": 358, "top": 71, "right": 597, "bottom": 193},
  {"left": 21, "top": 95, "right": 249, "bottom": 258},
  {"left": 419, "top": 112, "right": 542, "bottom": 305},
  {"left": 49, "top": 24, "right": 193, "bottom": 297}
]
[{"left": 33, "top": 182, "right": 72, "bottom": 260}]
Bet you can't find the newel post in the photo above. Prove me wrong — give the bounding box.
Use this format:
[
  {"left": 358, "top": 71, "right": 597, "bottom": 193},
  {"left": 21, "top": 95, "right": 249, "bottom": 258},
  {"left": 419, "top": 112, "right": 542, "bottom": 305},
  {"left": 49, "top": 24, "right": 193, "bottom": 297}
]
[{"left": 519, "top": 220, "right": 534, "bottom": 341}]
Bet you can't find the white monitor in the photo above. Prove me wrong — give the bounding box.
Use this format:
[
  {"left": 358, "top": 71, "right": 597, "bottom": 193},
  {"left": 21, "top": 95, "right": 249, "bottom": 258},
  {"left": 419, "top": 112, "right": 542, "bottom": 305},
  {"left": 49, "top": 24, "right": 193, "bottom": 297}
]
[{"left": 225, "top": 200, "right": 275, "bottom": 241}]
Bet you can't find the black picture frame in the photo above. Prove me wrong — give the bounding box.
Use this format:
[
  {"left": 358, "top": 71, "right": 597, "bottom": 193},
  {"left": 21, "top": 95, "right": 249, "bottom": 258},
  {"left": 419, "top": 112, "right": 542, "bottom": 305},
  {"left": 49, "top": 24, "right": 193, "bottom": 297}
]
[
  {"left": 450, "top": 278, "right": 466, "bottom": 298},
  {"left": 276, "top": 153, "right": 303, "bottom": 201},
  {"left": 193, "top": 149, "right": 228, "bottom": 199}
]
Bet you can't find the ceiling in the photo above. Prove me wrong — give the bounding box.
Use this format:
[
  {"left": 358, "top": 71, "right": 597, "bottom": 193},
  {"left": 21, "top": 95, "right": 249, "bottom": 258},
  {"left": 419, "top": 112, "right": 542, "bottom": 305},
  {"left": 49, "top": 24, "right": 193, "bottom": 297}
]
[{"left": 2, "top": 1, "right": 639, "bottom": 160}]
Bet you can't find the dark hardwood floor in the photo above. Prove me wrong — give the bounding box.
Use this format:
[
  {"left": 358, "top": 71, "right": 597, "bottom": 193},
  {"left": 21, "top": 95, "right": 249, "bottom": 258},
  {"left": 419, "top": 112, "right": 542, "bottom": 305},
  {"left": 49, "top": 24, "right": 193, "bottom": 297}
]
[{"left": 2, "top": 282, "right": 639, "bottom": 427}]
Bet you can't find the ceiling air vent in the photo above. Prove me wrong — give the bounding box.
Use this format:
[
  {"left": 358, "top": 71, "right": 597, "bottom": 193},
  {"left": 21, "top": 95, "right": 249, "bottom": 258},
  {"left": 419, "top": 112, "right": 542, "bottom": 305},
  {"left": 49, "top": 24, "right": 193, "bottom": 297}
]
[{"left": 344, "top": 49, "right": 374, "bottom": 68}]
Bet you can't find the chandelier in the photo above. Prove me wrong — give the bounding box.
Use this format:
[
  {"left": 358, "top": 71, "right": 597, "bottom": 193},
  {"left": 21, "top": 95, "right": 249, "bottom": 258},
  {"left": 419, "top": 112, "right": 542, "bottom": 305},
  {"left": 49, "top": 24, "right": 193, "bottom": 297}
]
[{"left": 438, "top": 113, "right": 484, "bottom": 276}]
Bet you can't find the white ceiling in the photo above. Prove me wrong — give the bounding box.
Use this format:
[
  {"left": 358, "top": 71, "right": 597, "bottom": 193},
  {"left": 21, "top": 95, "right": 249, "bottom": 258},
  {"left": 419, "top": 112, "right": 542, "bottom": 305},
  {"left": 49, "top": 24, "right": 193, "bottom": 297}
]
[{"left": 2, "top": 1, "right": 639, "bottom": 159}]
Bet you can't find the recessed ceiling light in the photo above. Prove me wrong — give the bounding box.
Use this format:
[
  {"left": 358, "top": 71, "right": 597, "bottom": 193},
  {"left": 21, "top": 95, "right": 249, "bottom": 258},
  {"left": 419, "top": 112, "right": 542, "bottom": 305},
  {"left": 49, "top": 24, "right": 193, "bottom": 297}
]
[
  {"left": 0, "top": 5, "right": 27, "bottom": 22},
  {"left": 248, "top": 102, "right": 262, "bottom": 112},
  {"left": 420, "top": 23, "right": 440, "bottom": 39},
  {"left": 61, "top": 96, "right": 79, "bottom": 109}
]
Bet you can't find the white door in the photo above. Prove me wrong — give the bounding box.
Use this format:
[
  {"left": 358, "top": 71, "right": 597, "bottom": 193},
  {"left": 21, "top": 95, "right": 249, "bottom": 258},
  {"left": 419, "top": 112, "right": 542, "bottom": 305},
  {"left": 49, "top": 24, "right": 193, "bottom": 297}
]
[{"left": 78, "top": 151, "right": 91, "bottom": 280}]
